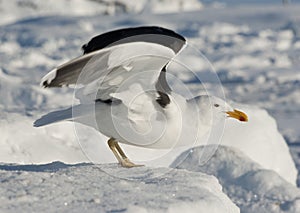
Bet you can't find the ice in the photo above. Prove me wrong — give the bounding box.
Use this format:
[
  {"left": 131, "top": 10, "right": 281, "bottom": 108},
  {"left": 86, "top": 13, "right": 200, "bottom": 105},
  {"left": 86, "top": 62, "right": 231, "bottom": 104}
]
[
  {"left": 172, "top": 145, "right": 300, "bottom": 212},
  {"left": 0, "top": 113, "right": 86, "bottom": 164},
  {"left": 0, "top": 163, "right": 239, "bottom": 213},
  {"left": 221, "top": 103, "right": 297, "bottom": 185},
  {"left": 150, "top": 0, "right": 203, "bottom": 14}
]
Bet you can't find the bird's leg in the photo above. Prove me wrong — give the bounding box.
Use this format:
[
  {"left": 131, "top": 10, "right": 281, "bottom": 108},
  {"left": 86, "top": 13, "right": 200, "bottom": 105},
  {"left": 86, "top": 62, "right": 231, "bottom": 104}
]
[{"left": 107, "top": 138, "right": 143, "bottom": 168}]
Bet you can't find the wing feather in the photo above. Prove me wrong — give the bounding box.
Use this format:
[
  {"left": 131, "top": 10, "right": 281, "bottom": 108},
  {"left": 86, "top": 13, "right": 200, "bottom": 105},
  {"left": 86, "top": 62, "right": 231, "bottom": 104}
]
[{"left": 41, "top": 27, "right": 186, "bottom": 107}]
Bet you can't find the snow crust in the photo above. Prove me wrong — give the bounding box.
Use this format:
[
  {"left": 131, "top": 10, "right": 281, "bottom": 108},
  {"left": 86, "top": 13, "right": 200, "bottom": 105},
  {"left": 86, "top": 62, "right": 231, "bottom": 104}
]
[
  {"left": 0, "top": 0, "right": 203, "bottom": 25},
  {"left": 172, "top": 145, "right": 300, "bottom": 213},
  {"left": 0, "top": 112, "right": 87, "bottom": 164},
  {"left": 221, "top": 104, "right": 297, "bottom": 185},
  {"left": 0, "top": 163, "right": 239, "bottom": 213}
]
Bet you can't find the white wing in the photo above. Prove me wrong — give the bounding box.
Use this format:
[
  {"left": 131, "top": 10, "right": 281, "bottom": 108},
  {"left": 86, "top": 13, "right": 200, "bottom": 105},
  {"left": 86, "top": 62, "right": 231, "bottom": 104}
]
[
  {"left": 38, "top": 27, "right": 187, "bottom": 145},
  {"left": 41, "top": 26, "right": 186, "bottom": 106},
  {"left": 42, "top": 42, "right": 176, "bottom": 104}
]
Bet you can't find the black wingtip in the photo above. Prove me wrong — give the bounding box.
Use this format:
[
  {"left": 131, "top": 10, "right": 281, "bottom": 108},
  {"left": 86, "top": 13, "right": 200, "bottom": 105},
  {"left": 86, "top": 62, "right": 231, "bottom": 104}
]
[
  {"left": 82, "top": 44, "right": 88, "bottom": 53},
  {"left": 42, "top": 80, "right": 49, "bottom": 88},
  {"left": 82, "top": 26, "right": 186, "bottom": 54}
]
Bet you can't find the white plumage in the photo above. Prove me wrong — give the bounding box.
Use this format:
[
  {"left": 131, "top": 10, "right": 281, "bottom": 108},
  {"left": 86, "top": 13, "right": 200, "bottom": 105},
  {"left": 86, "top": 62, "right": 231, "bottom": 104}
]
[{"left": 35, "top": 26, "right": 248, "bottom": 167}]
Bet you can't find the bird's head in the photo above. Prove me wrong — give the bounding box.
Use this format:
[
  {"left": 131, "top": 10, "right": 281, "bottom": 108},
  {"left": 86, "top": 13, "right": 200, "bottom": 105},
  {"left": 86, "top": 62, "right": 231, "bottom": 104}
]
[{"left": 195, "top": 96, "right": 248, "bottom": 124}]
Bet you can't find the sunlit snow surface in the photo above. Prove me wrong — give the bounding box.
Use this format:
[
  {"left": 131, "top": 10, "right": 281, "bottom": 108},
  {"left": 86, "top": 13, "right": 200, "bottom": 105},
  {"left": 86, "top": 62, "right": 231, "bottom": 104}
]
[
  {"left": 0, "top": 162, "right": 239, "bottom": 213},
  {"left": 1, "top": 0, "right": 300, "bottom": 212},
  {"left": 173, "top": 145, "right": 300, "bottom": 213}
]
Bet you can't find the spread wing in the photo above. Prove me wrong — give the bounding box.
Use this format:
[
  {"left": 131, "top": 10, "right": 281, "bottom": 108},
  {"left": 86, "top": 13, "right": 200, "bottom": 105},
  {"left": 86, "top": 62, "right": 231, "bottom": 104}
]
[{"left": 41, "top": 26, "right": 186, "bottom": 108}]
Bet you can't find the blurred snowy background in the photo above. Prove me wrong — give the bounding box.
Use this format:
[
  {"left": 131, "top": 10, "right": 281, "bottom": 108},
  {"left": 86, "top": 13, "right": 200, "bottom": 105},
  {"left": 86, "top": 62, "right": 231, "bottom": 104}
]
[{"left": 1, "top": 0, "right": 300, "bottom": 212}]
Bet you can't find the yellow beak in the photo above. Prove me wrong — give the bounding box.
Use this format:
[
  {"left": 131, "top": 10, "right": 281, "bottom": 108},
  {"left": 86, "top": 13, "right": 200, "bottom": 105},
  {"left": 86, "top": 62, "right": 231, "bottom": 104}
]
[{"left": 226, "top": 109, "right": 248, "bottom": 122}]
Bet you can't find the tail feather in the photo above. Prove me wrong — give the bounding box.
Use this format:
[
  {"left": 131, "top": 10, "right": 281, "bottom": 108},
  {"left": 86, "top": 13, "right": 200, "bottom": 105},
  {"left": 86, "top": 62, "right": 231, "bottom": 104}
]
[{"left": 34, "top": 107, "right": 73, "bottom": 127}]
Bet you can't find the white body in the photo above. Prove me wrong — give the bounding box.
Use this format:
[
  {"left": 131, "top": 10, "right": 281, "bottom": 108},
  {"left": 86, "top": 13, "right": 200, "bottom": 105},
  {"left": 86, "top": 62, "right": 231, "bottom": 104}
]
[{"left": 70, "top": 93, "right": 227, "bottom": 149}]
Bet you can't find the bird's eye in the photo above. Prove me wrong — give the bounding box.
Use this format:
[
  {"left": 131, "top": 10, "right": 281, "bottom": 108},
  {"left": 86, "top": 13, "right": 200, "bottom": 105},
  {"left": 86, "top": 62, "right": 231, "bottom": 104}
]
[{"left": 214, "top": 104, "right": 220, "bottom": 107}]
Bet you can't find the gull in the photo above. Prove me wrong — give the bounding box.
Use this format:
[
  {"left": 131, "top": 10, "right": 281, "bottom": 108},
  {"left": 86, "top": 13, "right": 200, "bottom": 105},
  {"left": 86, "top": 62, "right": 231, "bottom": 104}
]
[{"left": 34, "top": 26, "right": 248, "bottom": 168}]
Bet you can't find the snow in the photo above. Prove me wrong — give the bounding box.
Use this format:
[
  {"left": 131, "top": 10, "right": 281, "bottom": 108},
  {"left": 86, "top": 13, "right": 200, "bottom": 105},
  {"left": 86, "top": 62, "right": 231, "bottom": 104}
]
[
  {"left": 150, "top": 0, "right": 203, "bottom": 14},
  {"left": 0, "top": 112, "right": 86, "bottom": 164},
  {"left": 0, "top": 162, "right": 239, "bottom": 213},
  {"left": 172, "top": 145, "right": 300, "bottom": 212},
  {"left": 221, "top": 103, "right": 297, "bottom": 185},
  {"left": 0, "top": 0, "right": 203, "bottom": 25},
  {"left": 1, "top": 0, "right": 300, "bottom": 212}
]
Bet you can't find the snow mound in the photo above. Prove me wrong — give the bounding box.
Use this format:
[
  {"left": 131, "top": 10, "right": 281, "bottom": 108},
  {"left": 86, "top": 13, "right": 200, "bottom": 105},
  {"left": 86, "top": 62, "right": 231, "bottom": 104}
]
[
  {"left": 149, "top": 0, "right": 203, "bottom": 14},
  {"left": 172, "top": 145, "right": 300, "bottom": 213},
  {"left": 221, "top": 103, "right": 297, "bottom": 185},
  {"left": 0, "top": 0, "right": 203, "bottom": 25},
  {"left": 0, "top": 112, "right": 87, "bottom": 164},
  {"left": 0, "top": 162, "right": 239, "bottom": 213}
]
